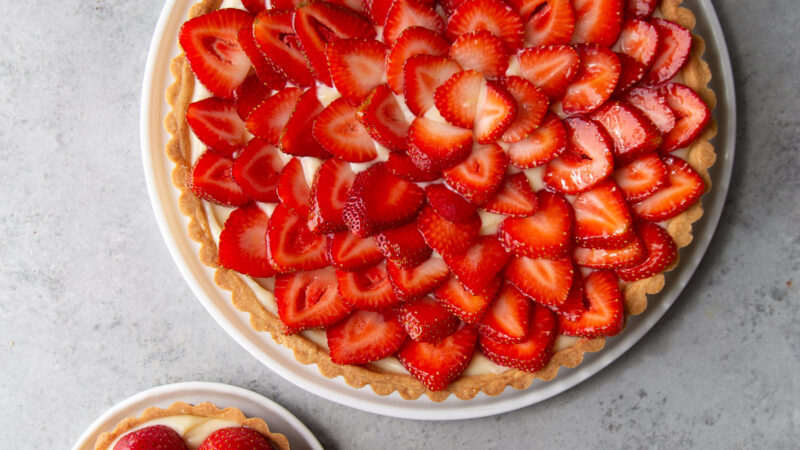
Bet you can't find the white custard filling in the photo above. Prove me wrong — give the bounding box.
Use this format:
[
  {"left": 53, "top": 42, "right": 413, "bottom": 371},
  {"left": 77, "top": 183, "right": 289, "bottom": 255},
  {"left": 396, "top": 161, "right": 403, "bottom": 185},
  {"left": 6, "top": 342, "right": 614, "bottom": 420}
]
[{"left": 107, "top": 415, "right": 238, "bottom": 450}]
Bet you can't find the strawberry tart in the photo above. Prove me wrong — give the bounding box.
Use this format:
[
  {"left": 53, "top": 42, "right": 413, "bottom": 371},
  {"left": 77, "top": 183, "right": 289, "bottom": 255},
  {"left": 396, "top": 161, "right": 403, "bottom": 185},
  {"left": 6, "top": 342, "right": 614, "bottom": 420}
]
[{"left": 164, "top": 0, "right": 717, "bottom": 400}]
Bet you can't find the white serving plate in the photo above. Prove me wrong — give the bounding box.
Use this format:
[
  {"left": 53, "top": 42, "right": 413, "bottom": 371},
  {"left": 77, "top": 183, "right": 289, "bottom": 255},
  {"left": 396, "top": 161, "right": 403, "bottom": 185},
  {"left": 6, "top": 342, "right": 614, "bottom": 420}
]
[{"left": 140, "top": 0, "right": 736, "bottom": 420}]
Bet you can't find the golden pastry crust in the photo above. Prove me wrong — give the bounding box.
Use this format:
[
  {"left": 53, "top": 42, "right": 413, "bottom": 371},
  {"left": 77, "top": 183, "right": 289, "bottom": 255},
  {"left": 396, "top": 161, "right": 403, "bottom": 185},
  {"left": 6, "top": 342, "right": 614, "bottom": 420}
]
[
  {"left": 164, "top": 0, "right": 717, "bottom": 400},
  {"left": 93, "top": 401, "right": 289, "bottom": 450}
]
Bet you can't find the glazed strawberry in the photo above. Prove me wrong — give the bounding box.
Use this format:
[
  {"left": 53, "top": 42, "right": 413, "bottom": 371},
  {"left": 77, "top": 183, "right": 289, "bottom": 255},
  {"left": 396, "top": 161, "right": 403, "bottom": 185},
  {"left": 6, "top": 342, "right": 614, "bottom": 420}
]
[
  {"left": 507, "top": 111, "right": 567, "bottom": 168},
  {"left": 382, "top": 0, "right": 445, "bottom": 46},
  {"left": 625, "top": 86, "right": 676, "bottom": 135},
  {"left": 396, "top": 324, "right": 478, "bottom": 391},
  {"left": 573, "top": 180, "right": 635, "bottom": 249},
  {"left": 232, "top": 139, "right": 283, "bottom": 203},
  {"left": 308, "top": 159, "right": 355, "bottom": 234},
  {"left": 386, "top": 257, "right": 451, "bottom": 301},
  {"left": 474, "top": 82, "right": 517, "bottom": 144},
  {"left": 326, "top": 38, "right": 387, "bottom": 104},
  {"left": 312, "top": 97, "right": 377, "bottom": 162},
  {"left": 499, "top": 76, "right": 549, "bottom": 143},
  {"left": 407, "top": 117, "right": 473, "bottom": 173},
  {"left": 617, "top": 222, "right": 678, "bottom": 281},
  {"left": 275, "top": 268, "right": 351, "bottom": 333},
  {"left": 548, "top": 269, "right": 586, "bottom": 321},
  {"left": 643, "top": 18, "right": 691, "bottom": 85},
  {"left": 385, "top": 152, "right": 442, "bottom": 182},
  {"left": 573, "top": 235, "right": 645, "bottom": 269},
  {"left": 267, "top": 204, "right": 329, "bottom": 273},
  {"left": 252, "top": 9, "right": 314, "bottom": 87},
  {"left": 343, "top": 163, "right": 425, "bottom": 237},
  {"left": 657, "top": 83, "right": 711, "bottom": 153},
  {"left": 443, "top": 143, "right": 508, "bottom": 204},
  {"left": 236, "top": 26, "right": 285, "bottom": 89},
  {"left": 516, "top": 44, "right": 580, "bottom": 99},
  {"left": 179, "top": 9, "right": 253, "bottom": 99},
  {"left": 570, "top": 0, "right": 623, "bottom": 47},
  {"left": 615, "top": 19, "right": 659, "bottom": 67},
  {"left": 337, "top": 262, "right": 400, "bottom": 310},
  {"left": 356, "top": 84, "right": 410, "bottom": 151},
  {"left": 424, "top": 183, "right": 477, "bottom": 222},
  {"left": 517, "top": 0, "right": 575, "bottom": 47},
  {"left": 233, "top": 75, "right": 272, "bottom": 121},
  {"left": 544, "top": 116, "right": 615, "bottom": 194},
  {"left": 276, "top": 158, "right": 310, "bottom": 218},
  {"left": 561, "top": 44, "right": 621, "bottom": 114},
  {"left": 375, "top": 222, "right": 433, "bottom": 268},
  {"left": 483, "top": 172, "right": 538, "bottom": 217},
  {"left": 590, "top": 99, "right": 662, "bottom": 163},
  {"left": 448, "top": 30, "right": 510, "bottom": 78},
  {"left": 399, "top": 296, "right": 459, "bottom": 343},
  {"left": 114, "top": 425, "right": 186, "bottom": 450},
  {"left": 613, "top": 152, "right": 668, "bottom": 202},
  {"left": 478, "top": 283, "right": 531, "bottom": 344},
  {"left": 365, "top": 0, "right": 394, "bottom": 26},
  {"left": 241, "top": 0, "right": 269, "bottom": 15},
  {"left": 279, "top": 88, "right": 331, "bottom": 159},
  {"left": 613, "top": 52, "right": 647, "bottom": 94},
  {"left": 434, "top": 70, "right": 484, "bottom": 128},
  {"left": 190, "top": 150, "right": 251, "bottom": 206},
  {"left": 417, "top": 205, "right": 481, "bottom": 256},
  {"left": 498, "top": 190, "right": 573, "bottom": 258},
  {"left": 445, "top": 0, "right": 525, "bottom": 50},
  {"left": 631, "top": 155, "right": 705, "bottom": 222},
  {"left": 199, "top": 427, "right": 273, "bottom": 450},
  {"left": 479, "top": 303, "right": 556, "bottom": 372},
  {"left": 504, "top": 256, "right": 574, "bottom": 306},
  {"left": 327, "top": 309, "right": 407, "bottom": 365},
  {"left": 245, "top": 86, "right": 303, "bottom": 144},
  {"left": 402, "top": 55, "right": 461, "bottom": 116},
  {"left": 443, "top": 235, "right": 511, "bottom": 295},
  {"left": 435, "top": 275, "right": 501, "bottom": 323},
  {"left": 625, "top": 0, "right": 658, "bottom": 18},
  {"left": 386, "top": 27, "right": 449, "bottom": 95},
  {"left": 559, "top": 270, "right": 623, "bottom": 338},
  {"left": 186, "top": 97, "right": 248, "bottom": 158},
  {"left": 327, "top": 231, "right": 383, "bottom": 271}
]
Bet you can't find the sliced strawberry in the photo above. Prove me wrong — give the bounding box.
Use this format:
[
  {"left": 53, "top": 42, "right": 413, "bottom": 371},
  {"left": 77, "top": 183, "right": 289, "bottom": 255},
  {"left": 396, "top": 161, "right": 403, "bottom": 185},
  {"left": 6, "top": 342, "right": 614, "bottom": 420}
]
[
  {"left": 544, "top": 116, "right": 614, "bottom": 194},
  {"left": 442, "top": 143, "right": 508, "bottom": 205},
  {"left": 218, "top": 204, "right": 274, "bottom": 278},
  {"left": 232, "top": 139, "right": 283, "bottom": 203},
  {"left": 573, "top": 236, "right": 645, "bottom": 269},
  {"left": 386, "top": 27, "right": 450, "bottom": 95},
  {"left": 267, "top": 204, "right": 329, "bottom": 273},
  {"left": 245, "top": 86, "right": 303, "bottom": 144},
  {"left": 383, "top": 0, "right": 445, "bottom": 46},
  {"left": 625, "top": 86, "right": 676, "bottom": 134},
  {"left": 179, "top": 9, "right": 253, "bottom": 99},
  {"left": 559, "top": 270, "right": 623, "bottom": 338},
  {"left": 434, "top": 70, "right": 485, "bottom": 128},
  {"left": 482, "top": 172, "right": 538, "bottom": 217},
  {"left": 375, "top": 222, "right": 432, "bottom": 268},
  {"left": 276, "top": 158, "right": 310, "bottom": 218},
  {"left": 475, "top": 82, "right": 517, "bottom": 144},
  {"left": 253, "top": 9, "right": 314, "bottom": 87},
  {"left": 499, "top": 76, "right": 549, "bottom": 143},
  {"left": 478, "top": 283, "right": 531, "bottom": 344},
  {"left": 190, "top": 150, "right": 251, "bottom": 206},
  {"left": 590, "top": 99, "right": 662, "bottom": 164},
  {"left": 336, "top": 261, "right": 401, "bottom": 310},
  {"left": 308, "top": 159, "right": 355, "bottom": 234},
  {"left": 327, "top": 309, "right": 406, "bottom": 365},
  {"left": 312, "top": 97, "right": 377, "bottom": 162},
  {"left": 479, "top": 303, "right": 556, "bottom": 371},
  {"left": 424, "top": 183, "right": 477, "bottom": 222},
  {"left": 236, "top": 25, "right": 286, "bottom": 89},
  {"left": 562, "top": 44, "right": 620, "bottom": 114},
  {"left": 445, "top": 0, "right": 525, "bottom": 50},
  {"left": 516, "top": 44, "right": 580, "bottom": 99},
  {"left": 615, "top": 18, "right": 659, "bottom": 67},
  {"left": 275, "top": 267, "right": 351, "bottom": 333},
  {"left": 504, "top": 256, "right": 573, "bottom": 306},
  {"left": 186, "top": 97, "right": 248, "bottom": 158},
  {"left": 435, "top": 275, "right": 501, "bottom": 323},
  {"left": 343, "top": 163, "right": 426, "bottom": 237},
  {"left": 279, "top": 88, "right": 331, "bottom": 158},
  {"left": 326, "top": 38, "right": 387, "bottom": 104},
  {"left": 242, "top": 0, "right": 269, "bottom": 15},
  {"left": 365, "top": 0, "right": 394, "bottom": 27},
  {"left": 657, "top": 83, "right": 711, "bottom": 153},
  {"left": 357, "top": 84, "right": 411, "bottom": 151},
  {"left": 613, "top": 152, "right": 668, "bottom": 202},
  {"left": 396, "top": 324, "right": 478, "bottom": 391},
  {"left": 407, "top": 117, "right": 473, "bottom": 173},
  {"left": 443, "top": 235, "right": 510, "bottom": 295},
  {"left": 617, "top": 222, "right": 678, "bottom": 281},
  {"left": 417, "top": 205, "right": 481, "bottom": 256},
  {"left": 448, "top": 30, "right": 510, "bottom": 79},
  {"left": 498, "top": 190, "right": 573, "bottom": 258},
  {"left": 613, "top": 52, "right": 647, "bottom": 95},
  {"left": 328, "top": 0, "right": 365, "bottom": 14},
  {"left": 327, "top": 231, "right": 383, "bottom": 271},
  {"left": 573, "top": 179, "right": 635, "bottom": 249},
  {"left": 387, "top": 257, "right": 451, "bottom": 301},
  {"left": 507, "top": 111, "right": 567, "bottom": 168},
  {"left": 631, "top": 155, "right": 705, "bottom": 222},
  {"left": 548, "top": 269, "right": 586, "bottom": 321},
  {"left": 399, "top": 296, "right": 459, "bottom": 343},
  {"left": 385, "top": 152, "right": 442, "bottom": 182},
  {"left": 643, "top": 18, "right": 691, "bottom": 85},
  {"left": 403, "top": 55, "right": 462, "bottom": 116},
  {"left": 570, "top": 0, "right": 623, "bottom": 47},
  {"left": 625, "top": 0, "right": 658, "bottom": 19},
  {"left": 517, "top": 0, "right": 575, "bottom": 47},
  {"left": 233, "top": 74, "right": 272, "bottom": 121}
]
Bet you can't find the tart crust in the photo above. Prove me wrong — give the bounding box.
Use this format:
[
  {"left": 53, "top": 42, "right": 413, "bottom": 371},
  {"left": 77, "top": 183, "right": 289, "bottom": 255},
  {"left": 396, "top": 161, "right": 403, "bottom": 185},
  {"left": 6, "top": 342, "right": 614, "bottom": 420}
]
[
  {"left": 93, "top": 401, "right": 290, "bottom": 450},
  {"left": 164, "top": 0, "right": 717, "bottom": 401}
]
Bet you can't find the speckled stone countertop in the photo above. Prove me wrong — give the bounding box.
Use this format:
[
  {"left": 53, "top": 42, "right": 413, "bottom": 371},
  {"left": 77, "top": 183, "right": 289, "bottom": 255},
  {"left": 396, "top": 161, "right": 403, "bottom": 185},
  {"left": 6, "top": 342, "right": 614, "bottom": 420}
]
[{"left": 1, "top": 0, "right": 798, "bottom": 448}]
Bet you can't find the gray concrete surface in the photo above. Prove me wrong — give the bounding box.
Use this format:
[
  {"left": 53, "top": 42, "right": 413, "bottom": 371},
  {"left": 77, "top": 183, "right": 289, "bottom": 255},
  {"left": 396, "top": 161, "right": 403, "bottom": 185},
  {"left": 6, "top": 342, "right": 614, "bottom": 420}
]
[{"left": 1, "top": 0, "right": 798, "bottom": 448}]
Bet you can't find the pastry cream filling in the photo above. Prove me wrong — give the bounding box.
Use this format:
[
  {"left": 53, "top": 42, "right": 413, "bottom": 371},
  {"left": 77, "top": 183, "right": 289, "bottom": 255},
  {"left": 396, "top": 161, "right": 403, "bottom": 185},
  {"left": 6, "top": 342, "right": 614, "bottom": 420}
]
[{"left": 107, "top": 415, "right": 238, "bottom": 450}]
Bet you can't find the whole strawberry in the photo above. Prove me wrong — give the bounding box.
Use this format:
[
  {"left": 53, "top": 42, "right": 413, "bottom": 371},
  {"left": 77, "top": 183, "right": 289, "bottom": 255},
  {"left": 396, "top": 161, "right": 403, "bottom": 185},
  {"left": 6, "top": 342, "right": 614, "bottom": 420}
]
[
  {"left": 199, "top": 427, "right": 273, "bottom": 450},
  {"left": 113, "top": 425, "right": 186, "bottom": 450}
]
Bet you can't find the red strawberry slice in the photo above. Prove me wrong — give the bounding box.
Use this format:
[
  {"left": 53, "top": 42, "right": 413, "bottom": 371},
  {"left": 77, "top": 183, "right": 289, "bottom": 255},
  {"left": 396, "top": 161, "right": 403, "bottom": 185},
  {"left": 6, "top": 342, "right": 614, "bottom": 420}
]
[
  {"left": 570, "top": 0, "right": 623, "bottom": 47},
  {"left": 516, "top": 0, "right": 575, "bottom": 47},
  {"left": 478, "top": 283, "right": 532, "bottom": 344},
  {"left": 232, "top": 139, "right": 283, "bottom": 203},
  {"left": 504, "top": 256, "right": 574, "bottom": 306},
  {"left": 115, "top": 425, "right": 186, "bottom": 450},
  {"left": 242, "top": 0, "right": 269, "bottom": 15},
  {"left": 190, "top": 150, "right": 251, "bottom": 206},
  {"left": 417, "top": 205, "right": 481, "bottom": 256},
  {"left": 279, "top": 88, "right": 331, "bottom": 158},
  {"left": 544, "top": 116, "right": 614, "bottom": 194},
  {"left": 336, "top": 262, "right": 401, "bottom": 310},
  {"left": 383, "top": 0, "right": 445, "bottom": 46},
  {"left": 617, "top": 222, "right": 678, "bottom": 281},
  {"left": 403, "top": 55, "right": 462, "bottom": 116},
  {"left": 615, "top": 18, "right": 659, "bottom": 67},
  {"left": 387, "top": 257, "right": 451, "bottom": 301},
  {"left": 613, "top": 152, "right": 668, "bottom": 202},
  {"left": 276, "top": 158, "right": 310, "bottom": 218},
  {"left": 443, "top": 235, "right": 511, "bottom": 295},
  {"left": 443, "top": 143, "right": 508, "bottom": 205},
  {"left": 548, "top": 269, "right": 586, "bottom": 321},
  {"left": 445, "top": 0, "right": 525, "bottom": 50},
  {"left": 327, "top": 309, "right": 407, "bottom": 365},
  {"left": 498, "top": 190, "right": 573, "bottom": 258},
  {"left": 253, "top": 9, "right": 314, "bottom": 87},
  {"left": 327, "top": 231, "right": 383, "bottom": 271},
  {"left": 365, "top": 0, "right": 394, "bottom": 27},
  {"left": 448, "top": 30, "right": 510, "bottom": 79},
  {"left": 275, "top": 267, "right": 352, "bottom": 333},
  {"left": 308, "top": 159, "right": 355, "bottom": 234},
  {"left": 631, "top": 155, "right": 705, "bottom": 222},
  {"left": 573, "top": 236, "right": 645, "bottom": 269},
  {"left": 245, "top": 86, "right": 303, "bottom": 144},
  {"left": 613, "top": 52, "right": 647, "bottom": 95},
  {"left": 643, "top": 18, "right": 691, "bottom": 85},
  {"left": 625, "top": 0, "right": 658, "bottom": 19},
  {"left": 328, "top": 0, "right": 365, "bottom": 14},
  {"left": 657, "top": 83, "right": 712, "bottom": 153},
  {"left": 199, "top": 427, "right": 273, "bottom": 450},
  {"left": 590, "top": 99, "right": 662, "bottom": 164},
  {"left": 186, "top": 97, "right": 248, "bottom": 158},
  {"left": 559, "top": 270, "right": 623, "bottom": 338},
  {"left": 233, "top": 74, "right": 272, "bottom": 121},
  {"left": 407, "top": 117, "right": 473, "bottom": 173},
  {"left": 385, "top": 152, "right": 442, "bottom": 182},
  {"left": 312, "top": 97, "right": 377, "bottom": 162},
  {"left": 236, "top": 26, "right": 286, "bottom": 89},
  {"left": 562, "top": 44, "right": 620, "bottom": 114},
  {"left": 396, "top": 324, "right": 478, "bottom": 391},
  {"left": 424, "top": 183, "right": 477, "bottom": 222},
  {"left": 267, "top": 204, "right": 329, "bottom": 273},
  {"left": 375, "top": 222, "right": 433, "bottom": 268},
  {"left": 326, "top": 38, "right": 387, "bottom": 104},
  {"left": 399, "top": 296, "right": 459, "bottom": 343},
  {"left": 479, "top": 303, "right": 556, "bottom": 372},
  {"left": 507, "top": 111, "right": 567, "bottom": 168},
  {"left": 499, "top": 76, "right": 549, "bottom": 143},
  {"left": 357, "top": 84, "right": 411, "bottom": 151},
  {"left": 386, "top": 27, "right": 450, "bottom": 95},
  {"left": 474, "top": 81, "right": 517, "bottom": 144},
  {"left": 625, "top": 86, "right": 676, "bottom": 134},
  {"left": 179, "top": 9, "right": 253, "bottom": 99},
  {"left": 573, "top": 179, "right": 635, "bottom": 249},
  {"left": 434, "top": 70, "right": 485, "bottom": 129},
  {"left": 435, "top": 275, "right": 501, "bottom": 323},
  {"left": 516, "top": 44, "right": 580, "bottom": 99},
  {"left": 482, "top": 172, "right": 538, "bottom": 217},
  {"left": 343, "top": 163, "right": 426, "bottom": 237}
]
